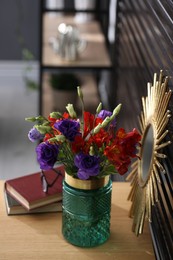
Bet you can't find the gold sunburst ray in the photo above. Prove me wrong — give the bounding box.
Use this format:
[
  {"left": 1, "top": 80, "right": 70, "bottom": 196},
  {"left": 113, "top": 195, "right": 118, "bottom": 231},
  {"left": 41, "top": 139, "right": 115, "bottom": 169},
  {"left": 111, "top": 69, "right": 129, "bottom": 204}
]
[
  {"left": 153, "top": 163, "right": 161, "bottom": 183},
  {"left": 155, "top": 140, "right": 171, "bottom": 150},
  {"left": 151, "top": 172, "right": 159, "bottom": 203},
  {"left": 156, "top": 129, "right": 169, "bottom": 144},
  {"left": 127, "top": 71, "right": 172, "bottom": 236},
  {"left": 149, "top": 177, "right": 154, "bottom": 206}
]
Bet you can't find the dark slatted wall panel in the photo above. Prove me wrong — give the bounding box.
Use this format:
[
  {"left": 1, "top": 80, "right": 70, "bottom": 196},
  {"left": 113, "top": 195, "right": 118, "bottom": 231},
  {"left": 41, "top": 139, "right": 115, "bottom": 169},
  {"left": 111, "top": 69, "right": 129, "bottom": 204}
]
[{"left": 114, "top": 0, "right": 173, "bottom": 259}]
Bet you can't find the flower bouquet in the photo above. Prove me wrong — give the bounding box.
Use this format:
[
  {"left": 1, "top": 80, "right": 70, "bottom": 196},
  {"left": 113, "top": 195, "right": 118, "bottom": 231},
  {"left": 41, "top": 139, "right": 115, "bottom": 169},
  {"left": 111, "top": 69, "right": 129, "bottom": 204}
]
[{"left": 26, "top": 87, "right": 141, "bottom": 247}]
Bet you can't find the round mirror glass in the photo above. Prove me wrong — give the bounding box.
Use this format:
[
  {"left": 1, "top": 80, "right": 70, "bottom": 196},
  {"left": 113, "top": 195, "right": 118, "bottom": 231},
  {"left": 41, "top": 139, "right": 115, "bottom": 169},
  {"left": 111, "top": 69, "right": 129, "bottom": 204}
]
[{"left": 139, "top": 124, "right": 154, "bottom": 186}]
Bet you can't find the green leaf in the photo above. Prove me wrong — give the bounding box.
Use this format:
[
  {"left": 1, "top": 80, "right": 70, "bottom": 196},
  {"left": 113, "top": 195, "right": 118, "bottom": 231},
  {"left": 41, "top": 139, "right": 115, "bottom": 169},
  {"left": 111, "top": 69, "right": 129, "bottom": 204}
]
[
  {"left": 99, "top": 164, "right": 117, "bottom": 177},
  {"left": 22, "top": 48, "right": 34, "bottom": 61},
  {"left": 25, "top": 79, "right": 38, "bottom": 90}
]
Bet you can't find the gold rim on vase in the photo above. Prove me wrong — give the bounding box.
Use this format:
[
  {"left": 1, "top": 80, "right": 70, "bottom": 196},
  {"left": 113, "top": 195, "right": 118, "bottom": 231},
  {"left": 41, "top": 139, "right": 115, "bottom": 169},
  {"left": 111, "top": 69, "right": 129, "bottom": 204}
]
[{"left": 65, "top": 173, "right": 110, "bottom": 190}]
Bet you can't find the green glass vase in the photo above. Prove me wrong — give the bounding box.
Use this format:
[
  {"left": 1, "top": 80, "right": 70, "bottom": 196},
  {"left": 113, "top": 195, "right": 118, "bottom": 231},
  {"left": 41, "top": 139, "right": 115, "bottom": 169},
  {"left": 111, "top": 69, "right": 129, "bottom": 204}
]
[{"left": 62, "top": 174, "right": 112, "bottom": 247}]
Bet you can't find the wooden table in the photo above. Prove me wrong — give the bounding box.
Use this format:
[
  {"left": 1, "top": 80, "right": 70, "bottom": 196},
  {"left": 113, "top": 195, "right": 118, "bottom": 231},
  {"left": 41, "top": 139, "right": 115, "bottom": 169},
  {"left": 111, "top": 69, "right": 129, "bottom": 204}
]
[{"left": 0, "top": 181, "right": 155, "bottom": 260}]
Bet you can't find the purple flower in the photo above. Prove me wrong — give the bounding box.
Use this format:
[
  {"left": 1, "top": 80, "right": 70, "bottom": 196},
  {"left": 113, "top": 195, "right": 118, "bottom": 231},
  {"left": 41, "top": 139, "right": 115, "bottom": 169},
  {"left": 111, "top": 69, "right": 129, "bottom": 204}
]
[
  {"left": 28, "top": 127, "right": 44, "bottom": 142},
  {"left": 74, "top": 153, "right": 100, "bottom": 180},
  {"left": 54, "top": 119, "right": 80, "bottom": 141},
  {"left": 97, "top": 110, "right": 116, "bottom": 126},
  {"left": 36, "top": 142, "right": 59, "bottom": 170}
]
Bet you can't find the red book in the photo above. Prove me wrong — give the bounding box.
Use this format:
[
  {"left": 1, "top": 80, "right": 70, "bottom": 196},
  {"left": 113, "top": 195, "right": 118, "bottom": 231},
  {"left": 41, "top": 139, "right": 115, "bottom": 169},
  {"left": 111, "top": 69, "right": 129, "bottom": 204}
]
[
  {"left": 4, "top": 191, "right": 62, "bottom": 215},
  {"left": 4, "top": 165, "right": 65, "bottom": 211}
]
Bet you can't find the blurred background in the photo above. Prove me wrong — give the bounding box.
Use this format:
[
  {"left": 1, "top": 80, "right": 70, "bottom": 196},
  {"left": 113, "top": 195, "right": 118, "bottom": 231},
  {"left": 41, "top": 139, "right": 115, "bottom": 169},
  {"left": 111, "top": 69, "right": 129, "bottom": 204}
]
[
  {"left": 1, "top": 0, "right": 170, "bottom": 181},
  {"left": 0, "top": 0, "right": 40, "bottom": 179},
  {"left": 0, "top": 0, "right": 118, "bottom": 179}
]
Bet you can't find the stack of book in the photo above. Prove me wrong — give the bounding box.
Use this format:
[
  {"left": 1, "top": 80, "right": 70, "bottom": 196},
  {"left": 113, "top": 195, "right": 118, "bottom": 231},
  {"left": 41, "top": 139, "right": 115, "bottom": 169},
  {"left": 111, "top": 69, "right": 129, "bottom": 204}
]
[{"left": 4, "top": 165, "right": 65, "bottom": 215}]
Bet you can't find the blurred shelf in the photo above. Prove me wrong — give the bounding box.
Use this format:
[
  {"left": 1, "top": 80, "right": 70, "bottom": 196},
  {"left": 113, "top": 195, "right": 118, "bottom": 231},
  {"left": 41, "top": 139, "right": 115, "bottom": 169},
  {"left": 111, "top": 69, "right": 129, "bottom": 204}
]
[
  {"left": 39, "top": 2, "right": 111, "bottom": 114},
  {"left": 42, "top": 14, "right": 112, "bottom": 69}
]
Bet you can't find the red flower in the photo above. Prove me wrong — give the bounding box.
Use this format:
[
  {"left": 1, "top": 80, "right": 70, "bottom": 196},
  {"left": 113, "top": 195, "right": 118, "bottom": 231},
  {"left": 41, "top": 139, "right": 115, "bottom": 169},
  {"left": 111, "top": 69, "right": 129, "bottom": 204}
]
[
  {"left": 116, "top": 158, "right": 131, "bottom": 175},
  {"left": 83, "top": 112, "right": 103, "bottom": 138},
  {"left": 116, "top": 128, "right": 141, "bottom": 158},
  {"left": 71, "top": 135, "right": 88, "bottom": 153},
  {"left": 104, "top": 143, "right": 121, "bottom": 163},
  {"left": 44, "top": 133, "right": 54, "bottom": 142},
  {"left": 90, "top": 129, "right": 111, "bottom": 148},
  {"left": 104, "top": 128, "right": 141, "bottom": 175},
  {"left": 62, "top": 112, "right": 70, "bottom": 119},
  {"left": 48, "top": 115, "right": 57, "bottom": 123}
]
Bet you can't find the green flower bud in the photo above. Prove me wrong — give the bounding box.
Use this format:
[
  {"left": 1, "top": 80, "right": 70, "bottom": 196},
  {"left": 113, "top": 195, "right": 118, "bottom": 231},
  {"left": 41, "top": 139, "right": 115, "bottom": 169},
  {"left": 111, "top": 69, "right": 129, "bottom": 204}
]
[
  {"left": 66, "top": 104, "right": 77, "bottom": 118},
  {"left": 35, "top": 125, "right": 52, "bottom": 134},
  {"left": 101, "top": 116, "right": 111, "bottom": 128},
  {"left": 107, "top": 104, "right": 122, "bottom": 124},
  {"left": 25, "top": 116, "right": 48, "bottom": 124},
  {"left": 96, "top": 102, "right": 102, "bottom": 114},
  {"left": 112, "top": 104, "right": 122, "bottom": 117},
  {"left": 77, "top": 86, "right": 83, "bottom": 101},
  {"left": 42, "top": 121, "right": 50, "bottom": 126},
  {"left": 50, "top": 112, "right": 62, "bottom": 119},
  {"left": 25, "top": 117, "right": 37, "bottom": 122},
  {"left": 89, "top": 146, "right": 94, "bottom": 156},
  {"left": 93, "top": 123, "right": 102, "bottom": 134},
  {"left": 35, "top": 116, "right": 46, "bottom": 121}
]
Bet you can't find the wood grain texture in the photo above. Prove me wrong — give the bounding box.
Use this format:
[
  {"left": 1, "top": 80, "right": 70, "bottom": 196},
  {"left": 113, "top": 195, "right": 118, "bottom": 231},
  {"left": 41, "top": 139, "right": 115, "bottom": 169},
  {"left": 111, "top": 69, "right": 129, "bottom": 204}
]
[{"left": 0, "top": 181, "right": 155, "bottom": 260}]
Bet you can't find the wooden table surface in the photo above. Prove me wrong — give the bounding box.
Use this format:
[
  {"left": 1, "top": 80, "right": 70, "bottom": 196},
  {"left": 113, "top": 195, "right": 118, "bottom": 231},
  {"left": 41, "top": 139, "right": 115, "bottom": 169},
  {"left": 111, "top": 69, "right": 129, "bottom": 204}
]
[{"left": 0, "top": 181, "right": 155, "bottom": 260}]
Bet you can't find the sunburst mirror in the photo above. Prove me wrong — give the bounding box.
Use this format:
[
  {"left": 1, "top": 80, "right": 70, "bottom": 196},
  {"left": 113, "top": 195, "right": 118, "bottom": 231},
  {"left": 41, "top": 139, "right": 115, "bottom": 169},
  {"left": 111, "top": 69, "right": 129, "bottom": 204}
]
[{"left": 127, "top": 70, "right": 172, "bottom": 236}]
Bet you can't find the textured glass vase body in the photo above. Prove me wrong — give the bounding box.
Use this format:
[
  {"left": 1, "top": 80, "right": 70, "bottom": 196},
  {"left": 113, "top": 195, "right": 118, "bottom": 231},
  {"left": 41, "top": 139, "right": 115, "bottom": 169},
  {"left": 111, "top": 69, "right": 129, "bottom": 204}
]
[{"left": 62, "top": 179, "right": 112, "bottom": 247}]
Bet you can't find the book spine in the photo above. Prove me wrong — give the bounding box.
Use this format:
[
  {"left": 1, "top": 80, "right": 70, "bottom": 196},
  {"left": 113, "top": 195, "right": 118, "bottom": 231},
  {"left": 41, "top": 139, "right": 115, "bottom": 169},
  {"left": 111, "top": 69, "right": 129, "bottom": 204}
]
[{"left": 4, "top": 184, "right": 30, "bottom": 211}]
